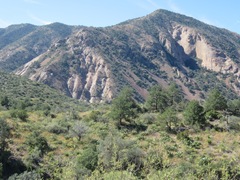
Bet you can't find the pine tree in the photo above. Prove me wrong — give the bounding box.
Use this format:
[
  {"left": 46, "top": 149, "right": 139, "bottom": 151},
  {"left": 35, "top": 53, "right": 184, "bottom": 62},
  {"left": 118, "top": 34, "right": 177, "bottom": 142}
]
[
  {"left": 110, "top": 87, "right": 139, "bottom": 126},
  {"left": 204, "top": 89, "right": 227, "bottom": 112}
]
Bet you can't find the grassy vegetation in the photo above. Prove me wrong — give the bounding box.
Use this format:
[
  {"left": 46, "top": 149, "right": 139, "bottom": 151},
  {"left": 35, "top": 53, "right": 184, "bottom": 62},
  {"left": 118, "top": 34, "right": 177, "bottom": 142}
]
[
  {"left": 0, "top": 71, "right": 89, "bottom": 112},
  {"left": 1, "top": 10, "right": 240, "bottom": 179},
  {"left": 1, "top": 78, "right": 240, "bottom": 179}
]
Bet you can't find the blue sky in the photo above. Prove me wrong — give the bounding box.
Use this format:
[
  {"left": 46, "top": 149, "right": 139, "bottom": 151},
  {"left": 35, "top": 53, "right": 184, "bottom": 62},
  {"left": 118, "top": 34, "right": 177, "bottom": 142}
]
[{"left": 1, "top": 0, "right": 240, "bottom": 33}]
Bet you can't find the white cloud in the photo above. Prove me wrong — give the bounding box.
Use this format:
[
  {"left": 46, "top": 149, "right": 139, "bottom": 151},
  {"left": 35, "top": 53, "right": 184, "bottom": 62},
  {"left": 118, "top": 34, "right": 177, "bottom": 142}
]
[
  {"left": 28, "top": 13, "right": 52, "bottom": 25},
  {"left": 0, "top": 19, "right": 11, "bottom": 28}
]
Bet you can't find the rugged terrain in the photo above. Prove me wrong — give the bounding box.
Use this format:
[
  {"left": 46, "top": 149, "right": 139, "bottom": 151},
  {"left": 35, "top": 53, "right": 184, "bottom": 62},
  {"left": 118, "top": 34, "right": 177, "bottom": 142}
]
[
  {"left": 1, "top": 9, "right": 240, "bottom": 102},
  {"left": 1, "top": 9, "right": 240, "bottom": 180}
]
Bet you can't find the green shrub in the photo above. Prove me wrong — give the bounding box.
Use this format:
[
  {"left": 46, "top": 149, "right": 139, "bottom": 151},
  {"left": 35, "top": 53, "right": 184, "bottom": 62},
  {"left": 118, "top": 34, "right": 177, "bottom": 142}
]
[
  {"left": 205, "top": 110, "right": 219, "bottom": 121},
  {"left": 87, "top": 111, "right": 101, "bottom": 122},
  {"left": 177, "top": 131, "right": 201, "bottom": 149},
  {"left": 47, "top": 123, "right": 68, "bottom": 134},
  {"left": 97, "top": 131, "right": 144, "bottom": 173},
  {"left": 8, "top": 170, "right": 41, "bottom": 180},
  {"left": 75, "top": 144, "right": 98, "bottom": 178},
  {"left": 139, "top": 113, "right": 157, "bottom": 124},
  {"left": 102, "top": 171, "right": 137, "bottom": 180},
  {"left": 25, "top": 132, "right": 49, "bottom": 155},
  {"left": 10, "top": 110, "right": 28, "bottom": 121},
  {"left": 0, "top": 118, "right": 10, "bottom": 151},
  {"left": 70, "top": 121, "right": 88, "bottom": 141}
]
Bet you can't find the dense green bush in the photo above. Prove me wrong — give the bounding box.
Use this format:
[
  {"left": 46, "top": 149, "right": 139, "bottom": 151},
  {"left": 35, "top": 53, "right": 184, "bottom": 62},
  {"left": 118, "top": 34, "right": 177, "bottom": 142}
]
[
  {"left": 8, "top": 170, "right": 41, "bottom": 180},
  {"left": 205, "top": 110, "right": 220, "bottom": 121},
  {"left": 97, "top": 131, "right": 144, "bottom": 175},
  {"left": 25, "top": 132, "right": 49, "bottom": 156},
  {"left": 10, "top": 110, "right": 28, "bottom": 121},
  {"left": 75, "top": 144, "right": 98, "bottom": 178},
  {"left": 70, "top": 121, "right": 88, "bottom": 141},
  {"left": 0, "top": 118, "right": 10, "bottom": 151},
  {"left": 47, "top": 123, "right": 68, "bottom": 134},
  {"left": 102, "top": 171, "right": 137, "bottom": 180}
]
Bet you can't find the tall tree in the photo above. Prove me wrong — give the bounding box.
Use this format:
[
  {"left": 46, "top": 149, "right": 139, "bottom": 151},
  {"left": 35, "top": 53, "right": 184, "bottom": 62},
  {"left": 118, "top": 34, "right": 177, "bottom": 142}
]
[
  {"left": 227, "top": 99, "right": 240, "bottom": 115},
  {"left": 204, "top": 89, "right": 227, "bottom": 112},
  {"left": 167, "top": 83, "right": 183, "bottom": 107},
  {"left": 184, "top": 100, "right": 205, "bottom": 126},
  {"left": 159, "top": 107, "right": 178, "bottom": 131},
  {"left": 110, "top": 87, "right": 139, "bottom": 126},
  {"left": 146, "top": 85, "right": 168, "bottom": 113}
]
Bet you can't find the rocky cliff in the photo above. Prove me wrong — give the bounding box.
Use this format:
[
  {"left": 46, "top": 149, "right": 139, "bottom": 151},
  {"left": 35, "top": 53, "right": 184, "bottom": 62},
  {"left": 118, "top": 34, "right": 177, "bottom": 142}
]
[{"left": 16, "top": 28, "right": 115, "bottom": 103}]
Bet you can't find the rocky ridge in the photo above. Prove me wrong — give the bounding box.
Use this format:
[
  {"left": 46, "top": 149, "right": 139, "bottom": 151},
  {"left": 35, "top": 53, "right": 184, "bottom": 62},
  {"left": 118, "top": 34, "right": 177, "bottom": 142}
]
[{"left": 2, "top": 9, "right": 240, "bottom": 102}]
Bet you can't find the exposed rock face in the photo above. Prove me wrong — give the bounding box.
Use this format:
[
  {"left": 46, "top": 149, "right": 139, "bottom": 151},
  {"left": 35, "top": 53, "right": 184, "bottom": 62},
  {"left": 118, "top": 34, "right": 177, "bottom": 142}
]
[
  {"left": 65, "top": 53, "right": 114, "bottom": 103},
  {"left": 7, "top": 9, "right": 240, "bottom": 101},
  {"left": 172, "top": 24, "right": 239, "bottom": 75},
  {"left": 16, "top": 29, "right": 115, "bottom": 103}
]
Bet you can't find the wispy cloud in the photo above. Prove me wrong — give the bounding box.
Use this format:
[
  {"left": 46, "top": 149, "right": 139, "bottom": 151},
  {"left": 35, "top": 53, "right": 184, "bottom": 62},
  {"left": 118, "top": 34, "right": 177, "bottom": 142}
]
[
  {"left": 166, "top": 0, "right": 182, "bottom": 13},
  {"left": 135, "top": 0, "right": 161, "bottom": 12},
  {"left": 28, "top": 13, "right": 52, "bottom": 25},
  {"left": 0, "top": 19, "right": 11, "bottom": 28},
  {"left": 199, "top": 17, "right": 213, "bottom": 25},
  {"left": 23, "top": 0, "right": 41, "bottom": 5},
  {"left": 146, "top": 0, "right": 160, "bottom": 9}
]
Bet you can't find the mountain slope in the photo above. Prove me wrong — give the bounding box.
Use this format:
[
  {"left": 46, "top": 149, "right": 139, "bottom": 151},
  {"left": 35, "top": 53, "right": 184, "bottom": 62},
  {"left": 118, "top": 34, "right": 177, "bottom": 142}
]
[
  {"left": 0, "top": 23, "right": 81, "bottom": 72},
  {"left": 0, "top": 71, "right": 86, "bottom": 111},
  {"left": 3, "top": 9, "right": 240, "bottom": 102}
]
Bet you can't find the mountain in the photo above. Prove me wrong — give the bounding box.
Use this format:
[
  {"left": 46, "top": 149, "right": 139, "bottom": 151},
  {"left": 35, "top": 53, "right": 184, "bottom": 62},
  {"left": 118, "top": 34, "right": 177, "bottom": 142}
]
[
  {"left": 0, "top": 23, "right": 81, "bottom": 71},
  {"left": 1, "top": 9, "right": 240, "bottom": 102}
]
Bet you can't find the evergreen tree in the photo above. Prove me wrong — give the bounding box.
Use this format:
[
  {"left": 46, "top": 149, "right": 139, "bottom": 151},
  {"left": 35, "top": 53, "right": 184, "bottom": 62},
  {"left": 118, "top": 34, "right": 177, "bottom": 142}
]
[
  {"left": 227, "top": 99, "right": 240, "bottom": 115},
  {"left": 146, "top": 85, "right": 168, "bottom": 113},
  {"left": 110, "top": 87, "right": 139, "bottom": 126},
  {"left": 204, "top": 89, "right": 227, "bottom": 112},
  {"left": 166, "top": 83, "right": 183, "bottom": 107},
  {"left": 184, "top": 100, "right": 205, "bottom": 126},
  {"left": 0, "top": 96, "right": 11, "bottom": 109},
  {"left": 159, "top": 107, "right": 178, "bottom": 131}
]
